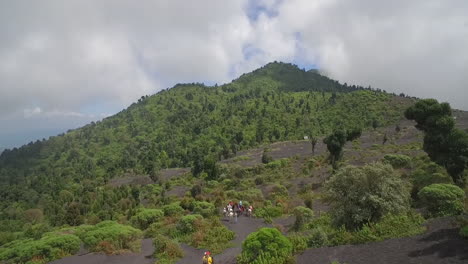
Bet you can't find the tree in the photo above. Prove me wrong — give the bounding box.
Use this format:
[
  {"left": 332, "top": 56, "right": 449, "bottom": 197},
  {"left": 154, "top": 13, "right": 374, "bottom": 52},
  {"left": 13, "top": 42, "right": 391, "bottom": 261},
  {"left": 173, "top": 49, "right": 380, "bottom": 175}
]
[
  {"left": 238, "top": 228, "right": 293, "bottom": 264},
  {"left": 262, "top": 148, "right": 273, "bottom": 164},
  {"left": 372, "top": 119, "right": 379, "bottom": 130},
  {"left": 310, "top": 136, "right": 318, "bottom": 154},
  {"left": 325, "top": 163, "right": 410, "bottom": 229},
  {"left": 418, "top": 183, "right": 465, "bottom": 217},
  {"left": 405, "top": 99, "right": 468, "bottom": 184},
  {"left": 323, "top": 130, "right": 347, "bottom": 165}
]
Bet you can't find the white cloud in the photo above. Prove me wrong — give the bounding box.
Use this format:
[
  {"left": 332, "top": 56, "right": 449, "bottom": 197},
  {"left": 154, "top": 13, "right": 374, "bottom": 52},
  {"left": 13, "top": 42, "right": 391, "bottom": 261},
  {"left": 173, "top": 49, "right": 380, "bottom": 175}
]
[{"left": 1, "top": 0, "right": 468, "bottom": 148}]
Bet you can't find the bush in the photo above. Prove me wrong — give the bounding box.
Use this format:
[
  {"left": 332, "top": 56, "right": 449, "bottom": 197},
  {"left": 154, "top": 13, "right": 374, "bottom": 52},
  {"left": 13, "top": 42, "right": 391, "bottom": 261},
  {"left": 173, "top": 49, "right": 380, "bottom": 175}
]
[
  {"left": 325, "top": 163, "right": 410, "bottom": 229},
  {"left": 460, "top": 225, "right": 468, "bottom": 239},
  {"left": 293, "top": 206, "right": 314, "bottom": 231},
  {"left": 80, "top": 221, "right": 143, "bottom": 253},
  {"left": 186, "top": 218, "right": 234, "bottom": 254},
  {"left": 177, "top": 214, "right": 203, "bottom": 235},
  {"left": 418, "top": 184, "right": 465, "bottom": 217},
  {"left": 265, "top": 158, "right": 290, "bottom": 169},
  {"left": 383, "top": 154, "right": 412, "bottom": 168},
  {"left": 130, "top": 208, "right": 164, "bottom": 229},
  {"left": 238, "top": 228, "right": 293, "bottom": 264},
  {"left": 307, "top": 227, "right": 329, "bottom": 248},
  {"left": 262, "top": 149, "right": 273, "bottom": 164},
  {"left": 193, "top": 201, "right": 216, "bottom": 218},
  {"left": 0, "top": 233, "right": 80, "bottom": 264},
  {"left": 153, "top": 234, "right": 184, "bottom": 263},
  {"left": 254, "top": 206, "right": 283, "bottom": 220},
  {"left": 162, "top": 203, "right": 185, "bottom": 217},
  {"left": 288, "top": 234, "right": 308, "bottom": 253}
]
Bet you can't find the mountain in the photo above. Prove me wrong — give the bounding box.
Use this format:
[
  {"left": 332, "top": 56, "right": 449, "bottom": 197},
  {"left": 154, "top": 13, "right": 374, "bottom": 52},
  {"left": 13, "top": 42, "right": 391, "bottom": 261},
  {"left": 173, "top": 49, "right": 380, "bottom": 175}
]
[{"left": 0, "top": 62, "right": 415, "bottom": 218}]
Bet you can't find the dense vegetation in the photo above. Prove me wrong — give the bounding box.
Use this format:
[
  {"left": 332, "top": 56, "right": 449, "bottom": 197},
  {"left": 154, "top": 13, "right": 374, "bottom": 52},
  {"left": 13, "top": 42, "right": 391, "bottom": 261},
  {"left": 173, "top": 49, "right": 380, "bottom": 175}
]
[
  {"left": 0, "top": 62, "right": 406, "bottom": 226},
  {"left": 0, "top": 62, "right": 466, "bottom": 264}
]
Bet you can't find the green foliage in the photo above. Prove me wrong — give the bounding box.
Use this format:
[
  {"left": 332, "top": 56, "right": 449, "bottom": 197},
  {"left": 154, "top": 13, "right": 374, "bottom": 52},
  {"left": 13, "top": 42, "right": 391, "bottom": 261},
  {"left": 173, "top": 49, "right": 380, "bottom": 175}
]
[
  {"left": 0, "top": 62, "right": 411, "bottom": 237},
  {"left": 350, "top": 213, "right": 425, "bottom": 244},
  {"left": 238, "top": 228, "right": 293, "bottom": 264},
  {"left": 153, "top": 234, "right": 184, "bottom": 264},
  {"left": 262, "top": 148, "right": 273, "bottom": 164},
  {"left": 418, "top": 184, "right": 465, "bottom": 217},
  {"left": 325, "top": 163, "right": 410, "bottom": 229},
  {"left": 254, "top": 206, "right": 283, "bottom": 220},
  {"left": 265, "top": 158, "right": 290, "bottom": 169},
  {"left": 162, "top": 203, "right": 184, "bottom": 217},
  {"left": 293, "top": 206, "right": 314, "bottom": 231},
  {"left": 410, "top": 158, "right": 453, "bottom": 195},
  {"left": 80, "top": 221, "right": 143, "bottom": 253},
  {"left": 192, "top": 201, "right": 216, "bottom": 218},
  {"left": 460, "top": 225, "right": 468, "bottom": 239},
  {"left": 130, "top": 208, "right": 164, "bottom": 230},
  {"left": 177, "top": 214, "right": 203, "bottom": 235},
  {"left": 307, "top": 227, "right": 329, "bottom": 248},
  {"left": 307, "top": 212, "right": 424, "bottom": 247},
  {"left": 383, "top": 154, "right": 412, "bottom": 169},
  {"left": 0, "top": 233, "right": 80, "bottom": 264},
  {"left": 287, "top": 233, "right": 308, "bottom": 253},
  {"left": 323, "top": 130, "right": 347, "bottom": 163},
  {"left": 187, "top": 218, "right": 235, "bottom": 254},
  {"left": 405, "top": 99, "right": 468, "bottom": 184}
]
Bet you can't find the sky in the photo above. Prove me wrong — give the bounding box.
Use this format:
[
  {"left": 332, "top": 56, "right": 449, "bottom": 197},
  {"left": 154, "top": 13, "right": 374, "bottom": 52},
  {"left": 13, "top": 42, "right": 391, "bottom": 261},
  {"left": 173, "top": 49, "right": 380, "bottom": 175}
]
[{"left": 1, "top": 0, "right": 467, "bottom": 150}]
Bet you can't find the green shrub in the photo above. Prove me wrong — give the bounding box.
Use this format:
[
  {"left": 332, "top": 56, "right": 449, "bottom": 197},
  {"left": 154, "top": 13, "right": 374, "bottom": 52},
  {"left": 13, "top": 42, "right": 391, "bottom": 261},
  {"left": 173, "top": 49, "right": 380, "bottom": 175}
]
[
  {"left": 130, "top": 208, "right": 164, "bottom": 229},
  {"left": 162, "top": 203, "right": 185, "bottom": 217},
  {"left": 238, "top": 228, "right": 293, "bottom": 264},
  {"left": 288, "top": 234, "right": 308, "bottom": 253},
  {"left": 293, "top": 206, "right": 314, "bottom": 231},
  {"left": 80, "top": 221, "right": 143, "bottom": 253},
  {"left": 254, "top": 206, "right": 283, "bottom": 219},
  {"left": 177, "top": 214, "right": 203, "bottom": 235},
  {"left": 460, "top": 225, "right": 468, "bottom": 239},
  {"left": 153, "top": 234, "right": 184, "bottom": 263},
  {"left": 383, "top": 154, "right": 412, "bottom": 168},
  {"left": 325, "top": 163, "right": 410, "bottom": 229},
  {"left": 0, "top": 233, "right": 80, "bottom": 264},
  {"left": 23, "top": 223, "right": 51, "bottom": 240},
  {"left": 265, "top": 158, "right": 290, "bottom": 169},
  {"left": 418, "top": 184, "right": 465, "bottom": 217},
  {"left": 369, "top": 213, "right": 425, "bottom": 240},
  {"left": 307, "top": 227, "right": 329, "bottom": 248},
  {"left": 193, "top": 201, "right": 216, "bottom": 218}
]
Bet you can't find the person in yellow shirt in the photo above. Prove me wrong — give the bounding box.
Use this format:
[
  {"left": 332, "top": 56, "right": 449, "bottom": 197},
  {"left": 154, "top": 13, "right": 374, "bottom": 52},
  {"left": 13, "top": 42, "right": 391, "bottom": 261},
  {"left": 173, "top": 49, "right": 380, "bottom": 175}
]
[{"left": 202, "top": 251, "right": 213, "bottom": 264}]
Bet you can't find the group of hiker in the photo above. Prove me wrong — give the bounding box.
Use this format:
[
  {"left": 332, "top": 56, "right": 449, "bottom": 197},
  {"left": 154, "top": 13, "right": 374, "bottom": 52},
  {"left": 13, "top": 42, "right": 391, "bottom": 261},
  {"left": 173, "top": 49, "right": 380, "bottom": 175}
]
[
  {"left": 223, "top": 200, "right": 254, "bottom": 220},
  {"left": 201, "top": 202, "right": 254, "bottom": 263}
]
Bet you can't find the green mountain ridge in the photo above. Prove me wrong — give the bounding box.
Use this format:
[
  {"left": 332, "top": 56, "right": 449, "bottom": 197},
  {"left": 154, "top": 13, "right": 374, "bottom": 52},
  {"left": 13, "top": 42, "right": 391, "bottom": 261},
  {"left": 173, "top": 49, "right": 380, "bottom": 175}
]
[{"left": 0, "top": 61, "right": 412, "bottom": 211}]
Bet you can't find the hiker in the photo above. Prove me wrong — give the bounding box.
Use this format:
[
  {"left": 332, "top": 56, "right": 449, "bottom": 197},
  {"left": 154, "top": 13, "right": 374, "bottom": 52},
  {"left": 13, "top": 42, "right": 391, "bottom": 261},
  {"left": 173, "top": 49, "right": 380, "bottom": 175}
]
[
  {"left": 247, "top": 205, "right": 253, "bottom": 217},
  {"left": 202, "top": 251, "right": 213, "bottom": 264}
]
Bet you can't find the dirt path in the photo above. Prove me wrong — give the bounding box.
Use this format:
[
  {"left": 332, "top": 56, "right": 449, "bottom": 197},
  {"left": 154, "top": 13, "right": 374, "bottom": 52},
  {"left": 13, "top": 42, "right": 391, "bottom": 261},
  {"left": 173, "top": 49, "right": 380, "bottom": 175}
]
[
  {"left": 296, "top": 217, "right": 468, "bottom": 264},
  {"left": 49, "top": 239, "right": 154, "bottom": 264},
  {"left": 176, "top": 216, "right": 270, "bottom": 264}
]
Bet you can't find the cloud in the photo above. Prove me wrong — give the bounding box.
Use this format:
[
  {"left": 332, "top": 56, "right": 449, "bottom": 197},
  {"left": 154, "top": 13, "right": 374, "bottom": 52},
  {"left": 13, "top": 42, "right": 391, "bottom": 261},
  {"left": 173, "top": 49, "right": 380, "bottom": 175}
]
[
  {"left": 265, "top": 0, "right": 468, "bottom": 109},
  {"left": 1, "top": 0, "right": 468, "bottom": 148}
]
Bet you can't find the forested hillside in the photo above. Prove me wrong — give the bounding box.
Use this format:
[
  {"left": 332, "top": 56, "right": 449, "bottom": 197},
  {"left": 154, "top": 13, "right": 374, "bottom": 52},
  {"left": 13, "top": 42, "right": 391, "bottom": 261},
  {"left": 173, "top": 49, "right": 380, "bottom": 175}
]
[
  {"left": 1, "top": 62, "right": 441, "bottom": 264},
  {"left": 0, "top": 62, "right": 410, "bottom": 211}
]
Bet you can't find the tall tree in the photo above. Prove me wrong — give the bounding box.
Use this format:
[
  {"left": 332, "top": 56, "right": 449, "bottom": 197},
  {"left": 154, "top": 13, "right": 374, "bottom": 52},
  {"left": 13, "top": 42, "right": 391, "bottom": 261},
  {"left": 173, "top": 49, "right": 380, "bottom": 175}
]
[{"left": 405, "top": 99, "right": 468, "bottom": 185}]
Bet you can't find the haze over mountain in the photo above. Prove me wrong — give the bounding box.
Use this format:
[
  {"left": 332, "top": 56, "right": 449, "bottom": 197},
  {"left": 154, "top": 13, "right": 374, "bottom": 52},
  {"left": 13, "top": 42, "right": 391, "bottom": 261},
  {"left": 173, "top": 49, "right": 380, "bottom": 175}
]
[{"left": 1, "top": 0, "right": 468, "bottom": 149}]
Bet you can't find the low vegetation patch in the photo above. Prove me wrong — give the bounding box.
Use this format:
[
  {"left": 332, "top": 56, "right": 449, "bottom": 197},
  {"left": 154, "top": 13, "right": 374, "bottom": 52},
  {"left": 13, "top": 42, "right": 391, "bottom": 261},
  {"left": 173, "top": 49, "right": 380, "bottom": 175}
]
[
  {"left": 238, "top": 227, "right": 293, "bottom": 264},
  {"left": 0, "top": 233, "right": 80, "bottom": 264},
  {"left": 418, "top": 184, "right": 465, "bottom": 217},
  {"left": 78, "top": 221, "right": 143, "bottom": 253}
]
